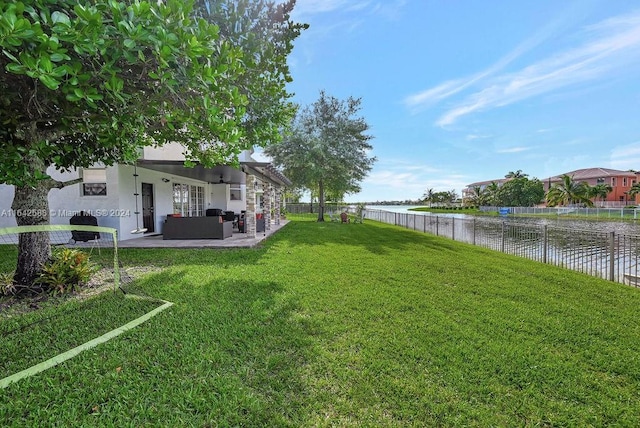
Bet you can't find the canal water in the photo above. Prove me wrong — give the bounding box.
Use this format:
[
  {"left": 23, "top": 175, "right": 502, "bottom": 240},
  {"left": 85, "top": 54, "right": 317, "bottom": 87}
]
[{"left": 366, "top": 205, "right": 640, "bottom": 236}]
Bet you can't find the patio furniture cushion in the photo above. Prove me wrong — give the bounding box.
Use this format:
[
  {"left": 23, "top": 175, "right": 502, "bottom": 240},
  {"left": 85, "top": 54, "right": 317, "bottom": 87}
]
[{"left": 163, "top": 216, "right": 232, "bottom": 239}]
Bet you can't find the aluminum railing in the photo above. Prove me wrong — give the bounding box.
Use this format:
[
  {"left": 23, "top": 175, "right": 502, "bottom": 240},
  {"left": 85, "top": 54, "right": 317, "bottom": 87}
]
[{"left": 363, "top": 209, "right": 640, "bottom": 286}]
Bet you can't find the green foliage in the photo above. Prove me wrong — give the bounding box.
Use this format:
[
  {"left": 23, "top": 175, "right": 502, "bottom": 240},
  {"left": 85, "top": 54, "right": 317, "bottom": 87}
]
[
  {"left": 0, "top": 0, "right": 306, "bottom": 186},
  {"left": 628, "top": 182, "right": 640, "bottom": 204},
  {"left": 2, "top": 222, "right": 640, "bottom": 425},
  {"left": 265, "top": 91, "right": 376, "bottom": 219},
  {"left": 1, "top": 0, "right": 305, "bottom": 285},
  {"left": 464, "top": 172, "right": 544, "bottom": 207},
  {"left": 36, "top": 248, "right": 97, "bottom": 294},
  {"left": 423, "top": 189, "right": 458, "bottom": 205},
  {"left": 0, "top": 271, "right": 16, "bottom": 296},
  {"left": 546, "top": 174, "right": 593, "bottom": 207},
  {"left": 496, "top": 176, "right": 545, "bottom": 207},
  {"left": 193, "top": 0, "right": 307, "bottom": 150}
]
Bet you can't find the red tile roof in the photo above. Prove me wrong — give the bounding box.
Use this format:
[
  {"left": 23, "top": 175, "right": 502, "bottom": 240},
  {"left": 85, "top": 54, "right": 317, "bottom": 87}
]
[{"left": 544, "top": 167, "right": 637, "bottom": 181}]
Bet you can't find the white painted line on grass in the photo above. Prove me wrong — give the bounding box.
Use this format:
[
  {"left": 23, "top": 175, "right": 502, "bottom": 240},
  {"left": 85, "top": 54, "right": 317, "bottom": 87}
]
[{"left": 0, "top": 299, "right": 174, "bottom": 389}]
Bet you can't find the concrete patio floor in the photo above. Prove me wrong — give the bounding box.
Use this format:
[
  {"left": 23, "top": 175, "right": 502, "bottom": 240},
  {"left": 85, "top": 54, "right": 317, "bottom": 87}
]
[{"left": 116, "top": 220, "right": 289, "bottom": 249}]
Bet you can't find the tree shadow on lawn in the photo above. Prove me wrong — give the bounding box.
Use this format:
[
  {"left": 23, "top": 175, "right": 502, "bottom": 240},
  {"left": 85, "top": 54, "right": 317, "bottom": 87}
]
[
  {"left": 112, "top": 245, "right": 268, "bottom": 270},
  {"left": 271, "top": 220, "right": 463, "bottom": 256},
  {"left": 0, "top": 270, "right": 317, "bottom": 426},
  {"left": 109, "top": 219, "right": 449, "bottom": 275},
  {"left": 128, "top": 271, "right": 317, "bottom": 425}
]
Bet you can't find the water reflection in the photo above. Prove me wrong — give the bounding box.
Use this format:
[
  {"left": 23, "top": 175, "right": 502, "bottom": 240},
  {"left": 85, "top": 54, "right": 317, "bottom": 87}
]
[{"left": 366, "top": 205, "right": 640, "bottom": 235}]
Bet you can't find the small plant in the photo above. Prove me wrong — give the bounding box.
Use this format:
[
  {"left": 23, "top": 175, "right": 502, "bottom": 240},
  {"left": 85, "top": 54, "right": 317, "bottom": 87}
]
[
  {"left": 37, "top": 248, "right": 98, "bottom": 294},
  {"left": 0, "top": 271, "right": 16, "bottom": 296}
]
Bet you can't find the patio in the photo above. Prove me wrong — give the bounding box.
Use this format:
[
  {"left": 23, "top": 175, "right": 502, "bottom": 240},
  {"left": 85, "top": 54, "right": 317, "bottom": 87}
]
[{"left": 116, "top": 220, "right": 289, "bottom": 249}]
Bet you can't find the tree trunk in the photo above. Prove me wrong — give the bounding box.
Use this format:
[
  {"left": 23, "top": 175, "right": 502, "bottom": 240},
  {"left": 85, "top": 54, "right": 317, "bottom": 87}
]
[
  {"left": 11, "top": 159, "right": 52, "bottom": 290},
  {"left": 317, "top": 180, "right": 325, "bottom": 222}
]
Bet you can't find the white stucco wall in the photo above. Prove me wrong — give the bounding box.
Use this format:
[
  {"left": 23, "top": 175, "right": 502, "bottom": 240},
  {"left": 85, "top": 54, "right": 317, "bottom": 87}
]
[
  {"left": 210, "top": 183, "right": 229, "bottom": 211},
  {"left": 0, "top": 166, "right": 120, "bottom": 229},
  {"left": 141, "top": 142, "right": 187, "bottom": 161},
  {"left": 143, "top": 143, "right": 254, "bottom": 163},
  {"left": 228, "top": 185, "right": 246, "bottom": 213},
  {"left": 0, "top": 184, "right": 17, "bottom": 229},
  {"left": 0, "top": 157, "right": 254, "bottom": 240}
]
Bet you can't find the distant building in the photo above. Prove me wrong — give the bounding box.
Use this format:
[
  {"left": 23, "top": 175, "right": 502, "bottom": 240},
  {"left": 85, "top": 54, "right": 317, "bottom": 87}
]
[
  {"left": 461, "top": 178, "right": 508, "bottom": 205},
  {"left": 463, "top": 167, "right": 639, "bottom": 208},
  {"left": 542, "top": 167, "right": 638, "bottom": 206}
]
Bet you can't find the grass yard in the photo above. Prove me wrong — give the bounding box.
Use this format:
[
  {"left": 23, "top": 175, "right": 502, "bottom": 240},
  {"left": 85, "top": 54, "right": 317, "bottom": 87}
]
[{"left": 1, "top": 218, "right": 640, "bottom": 426}]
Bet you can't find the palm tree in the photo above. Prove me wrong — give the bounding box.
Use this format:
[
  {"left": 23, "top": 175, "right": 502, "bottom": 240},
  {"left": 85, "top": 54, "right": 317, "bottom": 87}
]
[
  {"left": 546, "top": 174, "right": 593, "bottom": 207},
  {"left": 422, "top": 188, "right": 435, "bottom": 206},
  {"left": 505, "top": 170, "right": 528, "bottom": 179},
  {"left": 628, "top": 182, "right": 640, "bottom": 204},
  {"left": 485, "top": 182, "right": 500, "bottom": 206},
  {"left": 466, "top": 186, "right": 484, "bottom": 206},
  {"left": 587, "top": 183, "right": 613, "bottom": 207}
]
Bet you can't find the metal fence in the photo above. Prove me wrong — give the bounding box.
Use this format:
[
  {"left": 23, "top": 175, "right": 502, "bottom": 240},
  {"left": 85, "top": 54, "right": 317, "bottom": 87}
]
[
  {"left": 363, "top": 209, "right": 640, "bottom": 286},
  {"left": 285, "top": 203, "right": 352, "bottom": 214},
  {"left": 482, "top": 206, "right": 640, "bottom": 219}
]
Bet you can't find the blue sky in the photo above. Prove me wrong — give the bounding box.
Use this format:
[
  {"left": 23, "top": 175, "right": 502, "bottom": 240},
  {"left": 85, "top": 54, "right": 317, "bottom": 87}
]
[{"left": 260, "top": 0, "right": 640, "bottom": 203}]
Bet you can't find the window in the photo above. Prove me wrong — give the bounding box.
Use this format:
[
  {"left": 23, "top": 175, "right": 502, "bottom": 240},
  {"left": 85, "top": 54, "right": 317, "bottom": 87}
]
[
  {"left": 623, "top": 177, "right": 628, "bottom": 186},
  {"left": 82, "top": 168, "right": 107, "bottom": 196},
  {"left": 230, "top": 187, "right": 242, "bottom": 201},
  {"left": 173, "top": 183, "right": 204, "bottom": 216},
  {"left": 612, "top": 177, "right": 617, "bottom": 187}
]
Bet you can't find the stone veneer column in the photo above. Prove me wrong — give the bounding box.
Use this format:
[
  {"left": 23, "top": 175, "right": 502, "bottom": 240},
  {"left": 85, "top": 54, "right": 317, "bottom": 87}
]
[
  {"left": 263, "top": 182, "right": 272, "bottom": 231},
  {"left": 245, "top": 174, "right": 256, "bottom": 238},
  {"left": 274, "top": 188, "right": 281, "bottom": 226}
]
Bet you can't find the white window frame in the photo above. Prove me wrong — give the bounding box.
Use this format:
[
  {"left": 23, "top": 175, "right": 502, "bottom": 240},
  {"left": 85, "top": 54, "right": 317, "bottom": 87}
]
[
  {"left": 173, "top": 183, "right": 205, "bottom": 217},
  {"left": 230, "top": 186, "right": 242, "bottom": 201},
  {"left": 81, "top": 168, "right": 107, "bottom": 196}
]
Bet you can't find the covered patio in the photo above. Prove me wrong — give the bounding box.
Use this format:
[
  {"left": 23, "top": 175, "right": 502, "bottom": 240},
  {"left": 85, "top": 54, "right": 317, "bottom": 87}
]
[
  {"left": 136, "top": 158, "right": 291, "bottom": 241},
  {"left": 117, "top": 220, "right": 288, "bottom": 248}
]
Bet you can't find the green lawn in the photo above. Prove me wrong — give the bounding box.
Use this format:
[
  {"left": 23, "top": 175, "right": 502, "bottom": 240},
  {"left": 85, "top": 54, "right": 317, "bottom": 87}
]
[{"left": 1, "top": 218, "right": 640, "bottom": 426}]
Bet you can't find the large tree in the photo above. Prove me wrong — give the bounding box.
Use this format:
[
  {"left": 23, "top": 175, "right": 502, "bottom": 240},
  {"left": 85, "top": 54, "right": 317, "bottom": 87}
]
[
  {"left": 265, "top": 91, "right": 375, "bottom": 221},
  {"left": 0, "top": 0, "right": 304, "bottom": 290},
  {"left": 496, "top": 176, "right": 544, "bottom": 207}
]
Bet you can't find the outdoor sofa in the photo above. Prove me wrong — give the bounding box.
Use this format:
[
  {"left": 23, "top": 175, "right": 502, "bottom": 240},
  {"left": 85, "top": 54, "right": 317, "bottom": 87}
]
[{"left": 162, "top": 215, "right": 232, "bottom": 240}]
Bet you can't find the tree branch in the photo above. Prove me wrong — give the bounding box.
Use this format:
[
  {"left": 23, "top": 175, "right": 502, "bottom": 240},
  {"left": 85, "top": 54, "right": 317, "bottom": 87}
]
[{"left": 51, "top": 178, "right": 83, "bottom": 189}]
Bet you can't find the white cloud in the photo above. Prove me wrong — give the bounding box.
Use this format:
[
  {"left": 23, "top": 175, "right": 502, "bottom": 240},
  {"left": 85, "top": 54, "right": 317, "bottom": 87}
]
[
  {"left": 610, "top": 142, "right": 640, "bottom": 170},
  {"left": 466, "top": 134, "right": 492, "bottom": 141},
  {"left": 433, "top": 10, "right": 640, "bottom": 126},
  {"left": 291, "top": 0, "right": 404, "bottom": 19},
  {"left": 404, "top": 79, "right": 469, "bottom": 110},
  {"left": 363, "top": 164, "right": 470, "bottom": 200},
  {"left": 291, "top": 0, "right": 351, "bottom": 17},
  {"left": 496, "top": 147, "right": 530, "bottom": 154},
  {"left": 404, "top": 6, "right": 572, "bottom": 112}
]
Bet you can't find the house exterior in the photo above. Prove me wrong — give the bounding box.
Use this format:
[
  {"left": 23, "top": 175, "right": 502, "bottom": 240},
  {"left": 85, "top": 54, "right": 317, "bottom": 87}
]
[
  {"left": 461, "top": 178, "right": 508, "bottom": 205},
  {"left": 0, "top": 144, "right": 290, "bottom": 240},
  {"left": 462, "top": 167, "right": 639, "bottom": 207},
  {"left": 542, "top": 167, "right": 639, "bottom": 206}
]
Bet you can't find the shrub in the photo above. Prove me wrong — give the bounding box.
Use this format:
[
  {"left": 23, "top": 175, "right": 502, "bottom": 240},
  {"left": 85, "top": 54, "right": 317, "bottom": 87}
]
[
  {"left": 37, "top": 248, "right": 98, "bottom": 294},
  {"left": 0, "top": 271, "right": 16, "bottom": 296}
]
